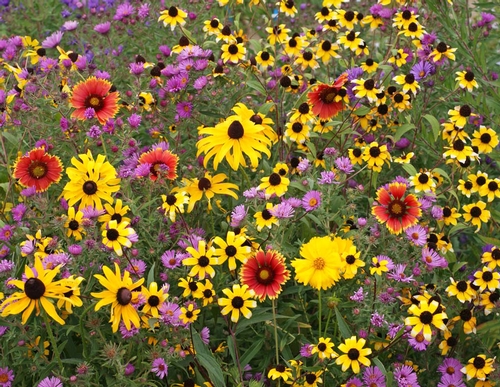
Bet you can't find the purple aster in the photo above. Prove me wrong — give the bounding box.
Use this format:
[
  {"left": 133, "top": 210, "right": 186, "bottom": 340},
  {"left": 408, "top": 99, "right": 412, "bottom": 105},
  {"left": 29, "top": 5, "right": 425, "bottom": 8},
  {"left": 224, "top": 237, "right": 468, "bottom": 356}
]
[
  {"left": 43, "top": 253, "right": 70, "bottom": 269},
  {"left": 407, "top": 331, "right": 430, "bottom": 351},
  {"left": 387, "top": 264, "right": 414, "bottom": 283},
  {"left": 166, "top": 75, "right": 187, "bottom": 92},
  {"left": 405, "top": 225, "right": 427, "bottom": 246},
  {"left": 84, "top": 107, "right": 96, "bottom": 119},
  {"left": 151, "top": 357, "right": 168, "bottom": 379},
  {"left": 125, "top": 363, "right": 135, "bottom": 376},
  {"left": 21, "top": 186, "right": 36, "bottom": 197},
  {"left": 0, "top": 326, "right": 9, "bottom": 336},
  {"left": 159, "top": 45, "right": 171, "bottom": 57},
  {"left": 297, "top": 158, "right": 310, "bottom": 173},
  {"left": 0, "top": 367, "right": 14, "bottom": 387},
  {"left": 370, "top": 312, "right": 385, "bottom": 327},
  {"left": 431, "top": 205, "right": 444, "bottom": 220},
  {"left": 347, "top": 67, "right": 364, "bottom": 81},
  {"left": 119, "top": 322, "right": 140, "bottom": 339},
  {"left": 42, "top": 31, "right": 64, "bottom": 48},
  {"left": 94, "top": 70, "right": 110, "bottom": 80},
  {"left": 437, "top": 374, "right": 466, "bottom": 387},
  {"left": 94, "top": 21, "right": 111, "bottom": 34},
  {"left": 335, "top": 156, "right": 354, "bottom": 174},
  {"left": 394, "top": 364, "right": 419, "bottom": 387},
  {"left": 68, "top": 244, "right": 82, "bottom": 255},
  {"left": 178, "top": 58, "right": 194, "bottom": 72},
  {"left": 114, "top": 3, "right": 135, "bottom": 21},
  {"left": 129, "top": 62, "right": 144, "bottom": 75},
  {"left": 177, "top": 45, "right": 205, "bottom": 60},
  {"left": 128, "top": 113, "right": 142, "bottom": 128},
  {"left": 388, "top": 323, "right": 403, "bottom": 339},
  {"left": 411, "top": 61, "right": 435, "bottom": 81},
  {"left": 350, "top": 287, "right": 366, "bottom": 302},
  {"left": 421, "top": 32, "right": 437, "bottom": 45},
  {"left": 270, "top": 202, "right": 295, "bottom": 219},
  {"left": 126, "top": 259, "right": 146, "bottom": 277},
  {"left": 62, "top": 20, "right": 78, "bottom": 31},
  {"left": 81, "top": 206, "right": 105, "bottom": 219},
  {"left": 0, "top": 259, "right": 13, "bottom": 273},
  {"left": 193, "top": 76, "right": 208, "bottom": 90},
  {"left": 0, "top": 224, "right": 14, "bottom": 241},
  {"left": 176, "top": 101, "right": 192, "bottom": 118},
  {"left": 363, "top": 366, "right": 385, "bottom": 387},
  {"left": 230, "top": 204, "right": 247, "bottom": 227},
  {"left": 200, "top": 327, "right": 210, "bottom": 344},
  {"left": 39, "top": 57, "right": 59, "bottom": 74},
  {"left": 302, "top": 190, "right": 321, "bottom": 211},
  {"left": 87, "top": 125, "right": 102, "bottom": 138},
  {"left": 159, "top": 301, "right": 182, "bottom": 326},
  {"left": 317, "top": 170, "right": 337, "bottom": 185},
  {"left": 345, "top": 376, "right": 363, "bottom": 387},
  {"left": 0, "top": 246, "right": 10, "bottom": 259},
  {"left": 437, "top": 358, "right": 463, "bottom": 378},
  {"left": 37, "top": 376, "right": 62, "bottom": 387},
  {"left": 134, "top": 163, "right": 152, "bottom": 178},
  {"left": 161, "top": 250, "right": 182, "bottom": 269},
  {"left": 324, "top": 147, "right": 337, "bottom": 156},
  {"left": 299, "top": 343, "right": 314, "bottom": 358},
  {"left": 193, "top": 59, "right": 208, "bottom": 71},
  {"left": 243, "top": 187, "right": 260, "bottom": 199},
  {"left": 137, "top": 3, "right": 150, "bottom": 19},
  {"left": 421, "top": 247, "right": 448, "bottom": 269}
]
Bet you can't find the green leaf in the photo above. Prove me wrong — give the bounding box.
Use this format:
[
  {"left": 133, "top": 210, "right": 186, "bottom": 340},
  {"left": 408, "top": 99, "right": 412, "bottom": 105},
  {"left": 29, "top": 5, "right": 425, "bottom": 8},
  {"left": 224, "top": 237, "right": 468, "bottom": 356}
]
[
  {"left": 372, "top": 357, "right": 387, "bottom": 375},
  {"left": 478, "top": 235, "right": 500, "bottom": 246},
  {"left": 334, "top": 307, "right": 353, "bottom": 339},
  {"left": 394, "top": 123, "right": 415, "bottom": 142},
  {"left": 423, "top": 115, "right": 440, "bottom": 142},
  {"left": 353, "top": 106, "right": 371, "bottom": 116},
  {"left": 401, "top": 163, "right": 417, "bottom": 177},
  {"left": 239, "top": 338, "right": 265, "bottom": 366},
  {"left": 192, "top": 331, "right": 225, "bottom": 387},
  {"left": 147, "top": 263, "right": 155, "bottom": 287},
  {"left": 258, "top": 102, "right": 275, "bottom": 116},
  {"left": 2, "top": 131, "right": 19, "bottom": 146},
  {"left": 246, "top": 78, "right": 266, "bottom": 95}
]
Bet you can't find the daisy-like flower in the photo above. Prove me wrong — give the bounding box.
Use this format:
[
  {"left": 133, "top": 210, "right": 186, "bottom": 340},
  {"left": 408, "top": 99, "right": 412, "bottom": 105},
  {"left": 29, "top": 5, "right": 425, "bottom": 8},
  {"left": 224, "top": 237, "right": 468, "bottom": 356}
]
[
  {"left": 284, "top": 121, "right": 311, "bottom": 144},
  {"left": 307, "top": 73, "right": 348, "bottom": 119},
  {"left": 218, "top": 284, "right": 256, "bottom": 323},
  {"left": 158, "top": 6, "right": 187, "bottom": 30},
  {"left": 388, "top": 49, "right": 409, "bottom": 67},
  {"left": 311, "top": 337, "right": 338, "bottom": 360},
  {"left": 197, "top": 103, "right": 273, "bottom": 171},
  {"left": 38, "top": 376, "right": 63, "bottom": 387},
  {"left": 91, "top": 263, "right": 144, "bottom": 332},
  {"left": 410, "top": 171, "right": 436, "bottom": 193},
  {"left": 178, "top": 277, "right": 203, "bottom": 298},
  {"left": 221, "top": 42, "right": 246, "bottom": 63},
  {"left": 343, "top": 249, "right": 365, "bottom": 280},
  {"left": 180, "top": 172, "right": 238, "bottom": 213},
  {"left": 160, "top": 191, "right": 189, "bottom": 222},
  {"left": 98, "top": 199, "right": 131, "bottom": 229},
  {"left": 64, "top": 207, "right": 87, "bottom": 241},
  {"left": 278, "top": 0, "right": 297, "bottom": 16},
  {"left": 443, "top": 139, "right": 477, "bottom": 163},
  {"left": 255, "top": 50, "right": 275, "bottom": 68},
  {"left": 352, "top": 78, "right": 380, "bottom": 102},
  {"left": 69, "top": 76, "right": 120, "bottom": 124},
  {"left": 462, "top": 201, "right": 491, "bottom": 232},
  {"left": 370, "top": 255, "right": 394, "bottom": 276},
  {"left": 456, "top": 70, "right": 479, "bottom": 91},
  {"left": 268, "top": 364, "right": 293, "bottom": 382},
  {"left": 372, "top": 182, "right": 421, "bottom": 235},
  {"left": 430, "top": 42, "right": 457, "bottom": 62},
  {"left": 362, "top": 142, "right": 391, "bottom": 172},
  {"left": 254, "top": 202, "right": 279, "bottom": 231},
  {"left": 315, "top": 39, "right": 340, "bottom": 64},
  {"left": 439, "top": 332, "right": 459, "bottom": 356},
  {"left": 405, "top": 299, "right": 447, "bottom": 341},
  {"left": 291, "top": 236, "right": 346, "bottom": 290},
  {"left": 141, "top": 282, "right": 168, "bottom": 318},
  {"left": 265, "top": 24, "right": 290, "bottom": 45},
  {"left": 203, "top": 18, "right": 221, "bottom": 36},
  {"left": 478, "top": 291, "right": 500, "bottom": 315},
  {"left": 452, "top": 308, "right": 477, "bottom": 334},
  {"left": 461, "top": 355, "right": 495, "bottom": 381},
  {"left": 259, "top": 171, "right": 290, "bottom": 198},
  {"left": 212, "top": 231, "right": 250, "bottom": 271},
  {"left": 197, "top": 280, "right": 216, "bottom": 306},
  {"left": 336, "top": 336, "right": 372, "bottom": 374},
  {"left": 61, "top": 151, "right": 120, "bottom": 211},
  {"left": 295, "top": 50, "right": 320, "bottom": 71},
  {"left": 13, "top": 148, "right": 63, "bottom": 192},
  {"left": 151, "top": 357, "right": 168, "bottom": 379},
  {"left": 183, "top": 240, "right": 218, "bottom": 279},
  {"left": 473, "top": 267, "right": 500, "bottom": 292},
  {"left": 179, "top": 303, "right": 200, "bottom": 325},
  {"left": 102, "top": 220, "right": 137, "bottom": 256},
  {"left": 482, "top": 247, "right": 500, "bottom": 270},
  {"left": 448, "top": 105, "right": 473, "bottom": 128},
  {"left": 405, "top": 225, "right": 427, "bottom": 246},
  {"left": 0, "top": 257, "right": 70, "bottom": 325},
  {"left": 446, "top": 278, "right": 477, "bottom": 303},
  {"left": 441, "top": 206, "right": 462, "bottom": 226},
  {"left": 240, "top": 250, "right": 290, "bottom": 301},
  {"left": 56, "top": 275, "right": 84, "bottom": 314},
  {"left": 138, "top": 147, "right": 179, "bottom": 181},
  {"left": 472, "top": 126, "right": 499, "bottom": 154}
]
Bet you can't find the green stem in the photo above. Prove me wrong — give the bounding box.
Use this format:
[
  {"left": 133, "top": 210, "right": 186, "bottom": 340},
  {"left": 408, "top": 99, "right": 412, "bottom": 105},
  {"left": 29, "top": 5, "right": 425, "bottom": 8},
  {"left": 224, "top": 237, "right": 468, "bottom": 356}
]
[
  {"left": 43, "top": 312, "right": 64, "bottom": 371},
  {"left": 323, "top": 307, "right": 333, "bottom": 337},
  {"left": 272, "top": 299, "right": 279, "bottom": 366},
  {"left": 80, "top": 302, "right": 95, "bottom": 358},
  {"left": 318, "top": 289, "right": 322, "bottom": 339}
]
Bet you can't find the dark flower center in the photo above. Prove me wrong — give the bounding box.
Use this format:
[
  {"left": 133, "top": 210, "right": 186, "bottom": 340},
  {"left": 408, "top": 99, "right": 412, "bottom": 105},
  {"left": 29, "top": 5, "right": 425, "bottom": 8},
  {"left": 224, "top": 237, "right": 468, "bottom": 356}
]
[
  {"left": 446, "top": 336, "right": 458, "bottom": 347},
  {"left": 344, "top": 10, "right": 355, "bottom": 21},
  {"left": 228, "top": 44, "right": 239, "bottom": 55},
  {"left": 453, "top": 140, "right": 465, "bottom": 151},
  {"left": 256, "top": 266, "right": 274, "bottom": 284},
  {"left": 83, "top": 180, "right": 98, "bottom": 195},
  {"left": 188, "top": 282, "right": 198, "bottom": 291},
  {"left": 303, "top": 51, "right": 313, "bottom": 61},
  {"left": 394, "top": 93, "right": 404, "bottom": 103},
  {"left": 37, "top": 48, "right": 46, "bottom": 56},
  {"left": 28, "top": 161, "right": 48, "bottom": 179},
  {"left": 305, "top": 373, "right": 317, "bottom": 383},
  {"left": 470, "top": 206, "right": 482, "bottom": 218},
  {"left": 346, "top": 255, "right": 356, "bottom": 264},
  {"left": 464, "top": 71, "right": 475, "bottom": 81},
  {"left": 459, "top": 105, "right": 471, "bottom": 117},
  {"left": 488, "top": 181, "right": 498, "bottom": 191},
  {"left": 364, "top": 79, "right": 375, "bottom": 90},
  {"left": 459, "top": 309, "right": 472, "bottom": 321},
  {"left": 352, "top": 148, "right": 362, "bottom": 157},
  {"left": 261, "top": 209, "right": 272, "bottom": 220},
  {"left": 402, "top": 10, "right": 412, "bottom": 19},
  {"left": 405, "top": 74, "right": 415, "bottom": 84},
  {"left": 321, "top": 40, "right": 332, "bottom": 51},
  {"left": 117, "top": 287, "right": 132, "bottom": 305},
  {"left": 25, "top": 278, "right": 46, "bottom": 299},
  {"left": 288, "top": 38, "right": 297, "bottom": 47},
  {"left": 227, "top": 120, "right": 244, "bottom": 139},
  {"left": 203, "top": 289, "right": 213, "bottom": 298},
  {"left": 250, "top": 114, "right": 262, "bottom": 125},
  {"left": 388, "top": 199, "right": 406, "bottom": 217},
  {"left": 225, "top": 245, "right": 237, "bottom": 257},
  {"left": 473, "top": 356, "right": 486, "bottom": 369},
  {"left": 418, "top": 173, "right": 429, "bottom": 184},
  {"left": 280, "top": 76, "right": 291, "bottom": 88},
  {"left": 489, "top": 292, "right": 499, "bottom": 302},
  {"left": 185, "top": 310, "right": 193, "bottom": 318},
  {"left": 443, "top": 207, "right": 452, "bottom": 217},
  {"left": 321, "top": 7, "right": 329, "bottom": 16},
  {"left": 168, "top": 6, "right": 178, "bottom": 17},
  {"left": 221, "top": 25, "right": 231, "bottom": 35},
  {"left": 482, "top": 271, "right": 493, "bottom": 282},
  {"left": 69, "top": 220, "right": 80, "bottom": 231},
  {"left": 276, "top": 364, "right": 286, "bottom": 372},
  {"left": 231, "top": 296, "right": 244, "bottom": 308},
  {"left": 317, "top": 343, "right": 327, "bottom": 351},
  {"left": 436, "top": 42, "right": 448, "bottom": 53},
  {"left": 476, "top": 176, "right": 486, "bottom": 186},
  {"left": 166, "top": 195, "right": 177, "bottom": 205},
  {"left": 328, "top": 19, "right": 337, "bottom": 27},
  {"left": 198, "top": 256, "right": 210, "bottom": 267},
  {"left": 480, "top": 133, "right": 492, "bottom": 144},
  {"left": 292, "top": 122, "right": 304, "bottom": 133},
  {"left": 456, "top": 280, "right": 468, "bottom": 292},
  {"left": 298, "top": 102, "right": 310, "bottom": 114},
  {"left": 319, "top": 86, "right": 337, "bottom": 103},
  {"left": 148, "top": 295, "right": 160, "bottom": 307},
  {"left": 491, "top": 249, "right": 500, "bottom": 260},
  {"left": 64, "top": 289, "right": 74, "bottom": 297},
  {"left": 210, "top": 19, "right": 219, "bottom": 28},
  {"left": 464, "top": 181, "right": 473, "bottom": 190},
  {"left": 347, "top": 348, "right": 360, "bottom": 360},
  {"left": 419, "top": 311, "right": 433, "bottom": 324},
  {"left": 68, "top": 52, "right": 79, "bottom": 62},
  {"left": 408, "top": 22, "right": 418, "bottom": 32},
  {"left": 369, "top": 146, "right": 381, "bottom": 157},
  {"left": 198, "top": 177, "right": 212, "bottom": 190},
  {"left": 269, "top": 173, "right": 282, "bottom": 186},
  {"left": 106, "top": 228, "right": 119, "bottom": 241},
  {"left": 346, "top": 31, "right": 356, "bottom": 41},
  {"left": 377, "top": 104, "right": 388, "bottom": 115},
  {"left": 85, "top": 94, "right": 104, "bottom": 111}
]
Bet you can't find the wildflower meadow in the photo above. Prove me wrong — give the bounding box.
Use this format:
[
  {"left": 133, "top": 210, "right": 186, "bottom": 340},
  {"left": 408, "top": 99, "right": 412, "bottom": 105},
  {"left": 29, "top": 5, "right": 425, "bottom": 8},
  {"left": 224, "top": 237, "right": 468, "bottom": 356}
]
[{"left": 1, "top": 0, "right": 500, "bottom": 386}]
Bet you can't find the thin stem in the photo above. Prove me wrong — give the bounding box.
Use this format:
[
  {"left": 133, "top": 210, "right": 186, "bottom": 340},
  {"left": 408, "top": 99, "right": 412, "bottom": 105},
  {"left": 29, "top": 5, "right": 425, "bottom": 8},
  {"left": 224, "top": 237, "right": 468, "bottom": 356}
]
[
  {"left": 318, "top": 289, "right": 322, "bottom": 340},
  {"left": 272, "top": 299, "right": 279, "bottom": 366},
  {"left": 43, "top": 312, "right": 64, "bottom": 371}
]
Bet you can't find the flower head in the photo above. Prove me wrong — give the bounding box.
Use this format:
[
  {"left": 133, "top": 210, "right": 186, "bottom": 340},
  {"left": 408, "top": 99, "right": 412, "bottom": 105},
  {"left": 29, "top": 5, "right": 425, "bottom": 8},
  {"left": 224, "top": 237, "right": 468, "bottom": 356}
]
[{"left": 13, "top": 148, "right": 63, "bottom": 192}]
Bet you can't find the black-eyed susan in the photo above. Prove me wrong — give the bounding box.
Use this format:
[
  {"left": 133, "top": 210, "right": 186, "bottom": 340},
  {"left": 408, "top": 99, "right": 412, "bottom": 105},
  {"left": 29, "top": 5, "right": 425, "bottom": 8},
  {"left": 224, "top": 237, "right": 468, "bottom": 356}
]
[
  {"left": 352, "top": 78, "right": 380, "bottom": 103},
  {"left": 221, "top": 42, "right": 246, "bottom": 64},
  {"left": 203, "top": 18, "right": 222, "bottom": 36},
  {"left": 446, "top": 278, "right": 477, "bottom": 303},
  {"left": 393, "top": 9, "right": 418, "bottom": 30},
  {"left": 69, "top": 76, "right": 120, "bottom": 124},
  {"left": 361, "top": 13, "right": 384, "bottom": 30},
  {"left": 405, "top": 300, "right": 447, "bottom": 341},
  {"left": 266, "top": 24, "right": 290, "bottom": 45},
  {"left": 138, "top": 147, "right": 179, "bottom": 181},
  {"left": 311, "top": 337, "right": 337, "bottom": 360},
  {"left": 284, "top": 121, "right": 310, "bottom": 144},
  {"left": 462, "top": 201, "right": 490, "bottom": 232},
  {"left": 361, "top": 58, "right": 378, "bottom": 74},
  {"left": 392, "top": 91, "right": 411, "bottom": 111},
  {"left": 441, "top": 206, "right": 462, "bottom": 226},
  {"left": 472, "top": 126, "right": 499, "bottom": 154},
  {"left": 291, "top": 236, "right": 346, "bottom": 290},
  {"left": 213, "top": 231, "right": 251, "bottom": 271},
  {"left": 468, "top": 171, "right": 489, "bottom": 193},
  {"left": 56, "top": 275, "right": 84, "bottom": 314},
  {"left": 254, "top": 203, "right": 279, "bottom": 231},
  {"left": 0, "top": 257, "right": 70, "bottom": 325},
  {"left": 13, "top": 147, "right": 63, "bottom": 193},
  {"left": 479, "top": 178, "right": 500, "bottom": 202},
  {"left": 294, "top": 50, "right": 319, "bottom": 71},
  {"left": 197, "top": 280, "right": 215, "bottom": 306},
  {"left": 65, "top": 207, "right": 86, "bottom": 241},
  {"left": 452, "top": 308, "right": 477, "bottom": 334},
  {"left": 337, "top": 9, "right": 358, "bottom": 30},
  {"left": 61, "top": 151, "right": 120, "bottom": 211},
  {"left": 302, "top": 370, "right": 323, "bottom": 387},
  {"left": 461, "top": 355, "right": 495, "bottom": 381},
  {"left": 179, "top": 303, "right": 200, "bottom": 325},
  {"left": 91, "top": 263, "right": 144, "bottom": 332},
  {"left": 322, "top": 18, "right": 340, "bottom": 32},
  {"left": 160, "top": 191, "right": 189, "bottom": 222},
  {"left": 197, "top": 103, "right": 273, "bottom": 171},
  {"left": 442, "top": 121, "right": 469, "bottom": 142},
  {"left": 178, "top": 277, "right": 203, "bottom": 298},
  {"left": 240, "top": 249, "right": 290, "bottom": 301},
  {"left": 102, "top": 220, "right": 137, "bottom": 257},
  {"left": 259, "top": 171, "right": 290, "bottom": 198},
  {"left": 278, "top": 0, "right": 297, "bottom": 17},
  {"left": 443, "top": 139, "right": 477, "bottom": 163},
  {"left": 481, "top": 247, "right": 500, "bottom": 270},
  {"left": 183, "top": 240, "right": 218, "bottom": 279},
  {"left": 337, "top": 31, "right": 363, "bottom": 52},
  {"left": 342, "top": 248, "right": 364, "bottom": 280},
  {"left": 268, "top": 364, "right": 293, "bottom": 382},
  {"left": 448, "top": 105, "right": 473, "bottom": 128},
  {"left": 141, "top": 282, "right": 168, "bottom": 319},
  {"left": 473, "top": 267, "right": 500, "bottom": 292},
  {"left": 218, "top": 284, "right": 256, "bottom": 323},
  {"left": 362, "top": 142, "right": 391, "bottom": 172},
  {"left": 315, "top": 6, "right": 335, "bottom": 23},
  {"left": 158, "top": 6, "right": 187, "bottom": 31},
  {"left": 394, "top": 152, "right": 414, "bottom": 164},
  {"left": 410, "top": 171, "right": 436, "bottom": 193},
  {"left": 315, "top": 39, "right": 340, "bottom": 64},
  {"left": 456, "top": 70, "right": 479, "bottom": 92},
  {"left": 335, "top": 336, "right": 372, "bottom": 374},
  {"left": 393, "top": 73, "right": 420, "bottom": 95},
  {"left": 98, "top": 199, "right": 131, "bottom": 229},
  {"left": 307, "top": 73, "right": 348, "bottom": 119},
  {"left": 430, "top": 42, "right": 457, "bottom": 62},
  {"left": 399, "top": 21, "right": 426, "bottom": 39},
  {"left": 284, "top": 34, "right": 308, "bottom": 57},
  {"left": 255, "top": 50, "right": 275, "bottom": 69},
  {"left": 289, "top": 102, "right": 315, "bottom": 124},
  {"left": 478, "top": 291, "right": 499, "bottom": 315},
  {"left": 180, "top": 172, "right": 238, "bottom": 212},
  {"left": 388, "top": 49, "right": 409, "bottom": 67},
  {"left": 438, "top": 330, "right": 459, "bottom": 356},
  {"left": 348, "top": 147, "right": 364, "bottom": 166}
]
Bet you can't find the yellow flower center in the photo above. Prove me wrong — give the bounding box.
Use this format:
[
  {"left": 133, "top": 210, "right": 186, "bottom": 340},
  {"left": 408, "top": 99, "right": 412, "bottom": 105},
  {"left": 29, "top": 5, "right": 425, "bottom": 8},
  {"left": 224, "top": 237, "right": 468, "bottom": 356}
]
[
  {"left": 309, "top": 198, "right": 318, "bottom": 207},
  {"left": 28, "top": 161, "right": 48, "bottom": 179},
  {"left": 89, "top": 96, "right": 101, "bottom": 107},
  {"left": 0, "top": 374, "right": 8, "bottom": 383},
  {"left": 313, "top": 257, "right": 325, "bottom": 270}
]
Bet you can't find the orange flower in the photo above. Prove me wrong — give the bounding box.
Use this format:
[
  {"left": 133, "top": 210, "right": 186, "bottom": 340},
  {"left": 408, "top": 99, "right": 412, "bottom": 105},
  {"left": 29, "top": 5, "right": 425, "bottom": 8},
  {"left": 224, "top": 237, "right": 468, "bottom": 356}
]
[
  {"left": 13, "top": 148, "right": 63, "bottom": 192},
  {"left": 69, "top": 76, "right": 120, "bottom": 124},
  {"left": 307, "top": 73, "right": 348, "bottom": 119},
  {"left": 138, "top": 147, "right": 179, "bottom": 181}
]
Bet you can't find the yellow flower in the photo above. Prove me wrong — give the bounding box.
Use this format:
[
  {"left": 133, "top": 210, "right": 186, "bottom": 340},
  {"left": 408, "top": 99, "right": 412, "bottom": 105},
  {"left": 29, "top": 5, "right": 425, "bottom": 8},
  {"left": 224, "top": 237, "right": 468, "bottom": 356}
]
[
  {"left": 218, "top": 284, "right": 256, "bottom": 323},
  {"left": 461, "top": 355, "right": 495, "bottom": 381},
  {"left": 160, "top": 191, "right": 189, "bottom": 222},
  {"left": 254, "top": 203, "right": 279, "bottom": 231},
  {"left": 179, "top": 303, "right": 200, "bottom": 324},
  {"left": 98, "top": 199, "right": 131, "bottom": 229},
  {"left": 212, "top": 231, "right": 250, "bottom": 271},
  {"left": 266, "top": 24, "right": 290, "bottom": 45},
  {"left": 268, "top": 364, "right": 293, "bottom": 382},
  {"left": 64, "top": 207, "right": 87, "bottom": 241},
  {"left": 473, "top": 267, "right": 500, "bottom": 292},
  {"left": 91, "top": 263, "right": 144, "bottom": 332},
  {"left": 472, "top": 126, "right": 499, "bottom": 154},
  {"left": 141, "top": 282, "right": 168, "bottom": 318},
  {"left": 481, "top": 247, "right": 500, "bottom": 270},
  {"left": 102, "top": 220, "right": 137, "bottom": 256},
  {"left": 430, "top": 42, "right": 457, "bottom": 62},
  {"left": 259, "top": 171, "right": 290, "bottom": 198},
  {"left": 221, "top": 42, "right": 246, "bottom": 64},
  {"left": 56, "top": 276, "right": 84, "bottom": 314},
  {"left": 362, "top": 142, "right": 391, "bottom": 172},
  {"left": 404, "top": 300, "right": 447, "bottom": 341},
  {"left": 158, "top": 6, "right": 187, "bottom": 31},
  {"left": 448, "top": 105, "right": 473, "bottom": 128},
  {"left": 462, "top": 201, "right": 491, "bottom": 232},
  {"left": 410, "top": 171, "right": 436, "bottom": 193},
  {"left": 352, "top": 78, "right": 380, "bottom": 103},
  {"left": 335, "top": 336, "right": 372, "bottom": 374},
  {"left": 311, "top": 337, "right": 338, "bottom": 360},
  {"left": 456, "top": 70, "right": 479, "bottom": 91},
  {"left": 183, "top": 240, "right": 219, "bottom": 279}
]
